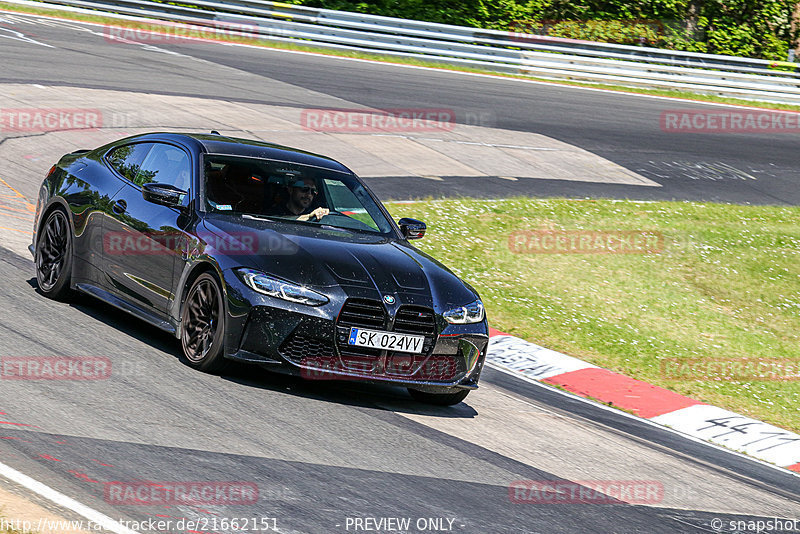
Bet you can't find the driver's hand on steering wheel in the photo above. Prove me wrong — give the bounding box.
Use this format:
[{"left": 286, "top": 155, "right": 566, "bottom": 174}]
[{"left": 297, "top": 207, "right": 330, "bottom": 221}]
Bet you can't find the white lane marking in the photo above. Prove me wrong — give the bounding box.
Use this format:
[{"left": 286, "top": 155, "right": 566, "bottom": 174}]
[
  {"left": 16, "top": 13, "right": 99, "bottom": 33},
  {"left": 0, "top": 9, "right": 191, "bottom": 58},
  {"left": 140, "top": 44, "right": 186, "bottom": 57},
  {"left": 17, "top": 16, "right": 66, "bottom": 27},
  {"left": 0, "top": 13, "right": 36, "bottom": 24},
  {"left": 637, "top": 160, "right": 759, "bottom": 181},
  {"left": 0, "top": 460, "right": 141, "bottom": 534},
  {"left": 97, "top": 32, "right": 192, "bottom": 57},
  {"left": 486, "top": 362, "right": 800, "bottom": 478},
  {"left": 0, "top": 27, "right": 54, "bottom": 47}
]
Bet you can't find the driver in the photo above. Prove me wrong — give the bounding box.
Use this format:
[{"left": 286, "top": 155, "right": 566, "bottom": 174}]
[{"left": 271, "top": 176, "right": 329, "bottom": 221}]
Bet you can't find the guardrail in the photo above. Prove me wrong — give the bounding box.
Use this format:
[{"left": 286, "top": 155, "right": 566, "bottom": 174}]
[{"left": 10, "top": 0, "right": 800, "bottom": 104}]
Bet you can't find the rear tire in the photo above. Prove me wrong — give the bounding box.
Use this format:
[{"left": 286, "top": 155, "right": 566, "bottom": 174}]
[
  {"left": 407, "top": 387, "right": 470, "bottom": 406},
  {"left": 35, "top": 208, "right": 73, "bottom": 301},
  {"left": 181, "top": 273, "right": 230, "bottom": 373}
]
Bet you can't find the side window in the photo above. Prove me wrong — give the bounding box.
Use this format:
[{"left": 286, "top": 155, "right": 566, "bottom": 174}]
[
  {"left": 135, "top": 143, "right": 191, "bottom": 190},
  {"left": 324, "top": 179, "right": 380, "bottom": 231},
  {"left": 105, "top": 143, "right": 154, "bottom": 182}
]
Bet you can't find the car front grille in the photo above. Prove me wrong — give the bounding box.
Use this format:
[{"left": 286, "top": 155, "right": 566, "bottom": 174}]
[
  {"left": 336, "top": 298, "right": 386, "bottom": 362},
  {"left": 337, "top": 298, "right": 387, "bottom": 329},
  {"left": 277, "top": 299, "right": 457, "bottom": 383},
  {"left": 393, "top": 305, "right": 436, "bottom": 336},
  {"left": 329, "top": 299, "right": 447, "bottom": 380}
]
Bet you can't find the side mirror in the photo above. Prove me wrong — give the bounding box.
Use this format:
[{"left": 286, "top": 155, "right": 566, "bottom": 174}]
[
  {"left": 142, "top": 183, "right": 188, "bottom": 208},
  {"left": 398, "top": 218, "right": 426, "bottom": 240}
]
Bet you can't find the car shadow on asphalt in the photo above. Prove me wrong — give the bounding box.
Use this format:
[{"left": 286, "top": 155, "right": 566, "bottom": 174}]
[{"left": 221, "top": 366, "right": 480, "bottom": 419}]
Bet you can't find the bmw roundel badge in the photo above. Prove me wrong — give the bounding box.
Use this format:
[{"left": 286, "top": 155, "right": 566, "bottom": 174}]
[{"left": 383, "top": 295, "right": 396, "bottom": 304}]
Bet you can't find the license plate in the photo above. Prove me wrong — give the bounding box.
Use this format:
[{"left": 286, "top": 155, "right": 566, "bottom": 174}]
[{"left": 348, "top": 328, "right": 424, "bottom": 354}]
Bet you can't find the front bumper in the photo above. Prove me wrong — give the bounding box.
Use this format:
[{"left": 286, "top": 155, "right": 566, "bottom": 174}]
[{"left": 229, "top": 303, "right": 488, "bottom": 389}]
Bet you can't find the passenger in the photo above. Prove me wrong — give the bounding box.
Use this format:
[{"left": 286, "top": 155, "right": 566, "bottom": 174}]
[{"left": 270, "top": 177, "right": 329, "bottom": 221}]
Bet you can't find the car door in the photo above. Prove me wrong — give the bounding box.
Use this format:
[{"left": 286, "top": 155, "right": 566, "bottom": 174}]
[{"left": 102, "top": 141, "right": 193, "bottom": 315}]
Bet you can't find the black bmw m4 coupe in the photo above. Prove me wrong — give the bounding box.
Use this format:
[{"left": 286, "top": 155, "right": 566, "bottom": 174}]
[{"left": 31, "top": 132, "right": 488, "bottom": 405}]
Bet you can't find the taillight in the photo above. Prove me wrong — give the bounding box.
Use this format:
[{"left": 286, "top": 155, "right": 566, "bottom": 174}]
[{"left": 46, "top": 165, "right": 57, "bottom": 178}]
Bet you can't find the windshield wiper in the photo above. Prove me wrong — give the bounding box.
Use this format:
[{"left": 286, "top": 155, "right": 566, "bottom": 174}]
[
  {"left": 242, "top": 214, "right": 276, "bottom": 222},
  {"left": 319, "top": 224, "right": 353, "bottom": 233}
]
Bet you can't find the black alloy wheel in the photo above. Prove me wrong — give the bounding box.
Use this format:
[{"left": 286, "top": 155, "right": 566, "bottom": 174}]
[
  {"left": 181, "top": 273, "right": 229, "bottom": 373},
  {"left": 35, "top": 208, "right": 73, "bottom": 300}
]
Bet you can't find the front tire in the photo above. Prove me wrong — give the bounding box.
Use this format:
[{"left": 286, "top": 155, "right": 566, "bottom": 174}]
[
  {"left": 407, "top": 387, "right": 470, "bottom": 406},
  {"left": 35, "top": 208, "right": 73, "bottom": 300},
  {"left": 181, "top": 273, "right": 229, "bottom": 373}
]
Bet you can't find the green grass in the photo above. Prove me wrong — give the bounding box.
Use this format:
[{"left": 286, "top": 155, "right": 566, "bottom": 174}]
[
  {"left": 387, "top": 198, "right": 800, "bottom": 434},
  {"left": 3, "top": 1, "right": 800, "bottom": 112}
]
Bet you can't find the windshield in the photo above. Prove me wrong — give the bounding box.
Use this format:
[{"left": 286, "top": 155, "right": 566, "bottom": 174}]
[{"left": 202, "top": 154, "right": 395, "bottom": 234}]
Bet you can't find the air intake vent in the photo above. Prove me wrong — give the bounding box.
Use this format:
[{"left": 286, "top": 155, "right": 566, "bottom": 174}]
[
  {"left": 394, "top": 306, "right": 436, "bottom": 336},
  {"left": 338, "top": 298, "right": 386, "bottom": 329},
  {"left": 279, "top": 333, "right": 334, "bottom": 363}
]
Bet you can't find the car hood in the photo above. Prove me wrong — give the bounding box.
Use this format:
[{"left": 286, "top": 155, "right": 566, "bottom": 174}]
[{"left": 200, "top": 215, "right": 478, "bottom": 308}]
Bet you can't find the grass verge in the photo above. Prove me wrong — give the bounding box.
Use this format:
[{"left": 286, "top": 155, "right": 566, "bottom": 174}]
[
  {"left": 387, "top": 198, "right": 800, "bottom": 434},
  {"left": 2, "top": 1, "right": 800, "bottom": 112}
]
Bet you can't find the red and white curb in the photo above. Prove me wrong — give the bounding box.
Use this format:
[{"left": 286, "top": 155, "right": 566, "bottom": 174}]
[{"left": 486, "top": 328, "right": 800, "bottom": 474}]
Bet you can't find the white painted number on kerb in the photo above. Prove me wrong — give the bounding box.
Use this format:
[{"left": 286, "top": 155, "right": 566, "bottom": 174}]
[
  {"left": 486, "top": 335, "right": 596, "bottom": 380},
  {"left": 651, "top": 405, "right": 800, "bottom": 468}
]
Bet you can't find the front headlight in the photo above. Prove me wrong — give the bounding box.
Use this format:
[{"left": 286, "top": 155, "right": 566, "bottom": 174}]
[
  {"left": 443, "top": 299, "right": 484, "bottom": 324},
  {"left": 237, "top": 268, "right": 328, "bottom": 306}
]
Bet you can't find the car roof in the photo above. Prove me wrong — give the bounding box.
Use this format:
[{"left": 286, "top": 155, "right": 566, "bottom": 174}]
[{"left": 122, "top": 132, "right": 353, "bottom": 174}]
